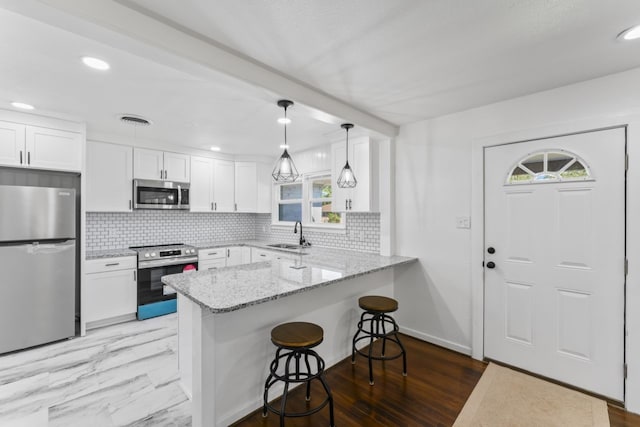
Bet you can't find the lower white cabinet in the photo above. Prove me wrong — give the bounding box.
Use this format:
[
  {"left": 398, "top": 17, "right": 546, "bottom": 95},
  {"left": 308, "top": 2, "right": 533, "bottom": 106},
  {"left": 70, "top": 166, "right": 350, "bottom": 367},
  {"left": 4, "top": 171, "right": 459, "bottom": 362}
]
[
  {"left": 251, "top": 247, "right": 295, "bottom": 262},
  {"left": 199, "top": 246, "right": 252, "bottom": 269},
  {"left": 84, "top": 256, "right": 137, "bottom": 329}
]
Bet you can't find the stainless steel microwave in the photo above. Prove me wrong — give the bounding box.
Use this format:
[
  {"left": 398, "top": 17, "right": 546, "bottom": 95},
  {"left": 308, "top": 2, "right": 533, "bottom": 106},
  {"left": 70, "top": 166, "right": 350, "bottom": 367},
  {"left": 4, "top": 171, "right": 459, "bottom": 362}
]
[{"left": 133, "top": 179, "right": 190, "bottom": 210}]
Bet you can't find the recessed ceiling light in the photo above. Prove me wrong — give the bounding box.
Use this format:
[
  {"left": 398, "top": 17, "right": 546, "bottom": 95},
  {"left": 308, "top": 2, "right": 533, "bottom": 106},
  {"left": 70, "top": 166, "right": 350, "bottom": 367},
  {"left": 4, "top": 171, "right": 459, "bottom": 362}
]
[
  {"left": 277, "top": 117, "right": 291, "bottom": 124},
  {"left": 279, "top": 144, "right": 289, "bottom": 149},
  {"left": 210, "top": 146, "right": 221, "bottom": 152},
  {"left": 82, "top": 56, "right": 110, "bottom": 70},
  {"left": 618, "top": 25, "right": 640, "bottom": 41},
  {"left": 11, "top": 102, "right": 34, "bottom": 110}
]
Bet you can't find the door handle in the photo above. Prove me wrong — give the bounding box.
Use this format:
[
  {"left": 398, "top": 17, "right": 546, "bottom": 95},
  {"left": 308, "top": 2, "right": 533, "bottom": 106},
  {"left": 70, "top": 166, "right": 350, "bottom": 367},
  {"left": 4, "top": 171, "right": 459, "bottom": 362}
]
[{"left": 486, "top": 261, "right": 496, "bottom": 269}]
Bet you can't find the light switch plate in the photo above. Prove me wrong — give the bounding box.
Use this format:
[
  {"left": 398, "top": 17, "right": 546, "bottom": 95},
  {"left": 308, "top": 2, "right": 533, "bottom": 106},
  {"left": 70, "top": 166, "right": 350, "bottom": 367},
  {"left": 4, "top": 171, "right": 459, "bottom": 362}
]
[{"left": 456, "top": 216, "right": 471, "bottom": 229}]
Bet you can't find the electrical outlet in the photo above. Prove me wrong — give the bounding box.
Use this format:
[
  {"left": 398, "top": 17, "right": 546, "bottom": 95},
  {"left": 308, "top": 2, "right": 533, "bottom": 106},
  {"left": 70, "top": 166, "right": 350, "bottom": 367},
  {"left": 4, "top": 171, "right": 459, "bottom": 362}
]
[{"left": 456, "top": 216, "right": 471, "bottom": 229}]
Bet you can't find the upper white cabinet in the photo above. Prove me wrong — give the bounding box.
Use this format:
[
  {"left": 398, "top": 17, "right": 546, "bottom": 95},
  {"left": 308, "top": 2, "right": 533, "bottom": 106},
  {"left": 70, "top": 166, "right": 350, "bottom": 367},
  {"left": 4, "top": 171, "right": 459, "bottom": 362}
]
[
  {"left": 235, "top": 162, "right": 257, "bottom": 212},
  {"left": 191, "top": 158, "right": 271, "bottom": 213},
  {"left": 134, "top": 148, "right": 190, "bottom": 182},
  {"left": 190, "top": 156, "right": 215, "bottom": 212},
  {"left": 0, "top": 121, "right": 82, "bottom": 172},
  {"left": 331, "top": 136, "right": 377, "bottom": 212},
  {"left": 86, "top": 141, "right": 133, "bottom": 212},
  {"left": 213, "top": 159, "right": 235, "bottom": 212},
  {"left": 0, "top": 121, "right": 25, "bottom": 166}
]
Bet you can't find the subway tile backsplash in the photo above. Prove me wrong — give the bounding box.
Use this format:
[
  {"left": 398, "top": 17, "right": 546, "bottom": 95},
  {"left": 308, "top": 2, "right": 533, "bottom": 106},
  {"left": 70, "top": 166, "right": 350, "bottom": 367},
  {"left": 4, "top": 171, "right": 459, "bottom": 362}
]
[{"left": 86, "top": 211, "right": 380, "bottom": 253}]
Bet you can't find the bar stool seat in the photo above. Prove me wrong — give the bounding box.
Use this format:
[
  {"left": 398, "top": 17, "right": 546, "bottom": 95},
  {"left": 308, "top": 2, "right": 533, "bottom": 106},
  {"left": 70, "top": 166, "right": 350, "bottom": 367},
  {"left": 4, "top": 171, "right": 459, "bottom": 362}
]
[
  {"left": 263, "top": 322, "right": 335, "bottom": 427},
  {"left": 352, "top": 295, "right": 407, "bottom": 385}
]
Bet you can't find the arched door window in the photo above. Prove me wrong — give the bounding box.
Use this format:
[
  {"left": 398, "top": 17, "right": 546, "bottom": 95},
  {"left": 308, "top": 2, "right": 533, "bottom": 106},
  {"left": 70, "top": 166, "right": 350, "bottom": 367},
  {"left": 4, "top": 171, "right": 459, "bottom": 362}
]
[{"left": 507, "top": 150, "right": 592, "bottom": 185}]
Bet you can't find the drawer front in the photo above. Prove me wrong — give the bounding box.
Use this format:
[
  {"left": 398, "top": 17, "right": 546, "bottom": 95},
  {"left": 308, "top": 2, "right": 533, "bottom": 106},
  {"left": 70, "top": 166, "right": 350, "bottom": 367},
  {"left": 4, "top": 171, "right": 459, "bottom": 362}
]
[
  {"left": 86, "top": 256, "right": 137, "bottom": 273},
  {"left": 199, "top": 258, "right": 227, "bottom": 271},
  {"left": 199, "top": 248, "right": 227, "bottom": 261}
]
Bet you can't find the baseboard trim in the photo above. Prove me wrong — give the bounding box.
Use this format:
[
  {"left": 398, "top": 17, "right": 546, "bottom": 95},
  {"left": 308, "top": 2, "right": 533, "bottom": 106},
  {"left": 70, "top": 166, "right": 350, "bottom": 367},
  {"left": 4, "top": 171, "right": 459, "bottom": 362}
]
[{"left": 399, "top": 325, "right": 472, "bottom": 356}]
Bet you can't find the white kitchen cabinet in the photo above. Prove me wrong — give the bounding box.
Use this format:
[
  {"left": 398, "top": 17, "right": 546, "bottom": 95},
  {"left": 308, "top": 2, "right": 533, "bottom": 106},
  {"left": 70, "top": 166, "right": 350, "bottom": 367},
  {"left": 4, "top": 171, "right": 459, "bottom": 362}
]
[
  {"left": 190, "top": 156, "right": 214, "bottom": 212},
  {"left": 331, "top": 136, "right": 376, "bottom": 212},
  {"left": 251, "top": 247, "right": 296, "bottom": 262},
  {"left": 228, "top": 246, "right": 251, "bottom": 266},
  {"left": 0, "top": 121, "right": 25, "bottom": 166},
  {"left": 84, "top": 256, "right": 137, "bottom": 329},
  {"left": 235, "top": 162, "right": 272, "bottom": 213},
  {"left": 86, "top": 141, "right": 133, "bottom": 212},
  {"left": 134, "top": 148, "right": 190, "bottom": 182},
  {"left": 0, "top": 121, "right": 82, "bottom": 172},
  {"left": 199, "top": 246, "right": 251, "bottom": 269},
  {"left": 235, "top": 162, "right": 257, "bottom": 212},
  {"left": 26, "top": 126, "right": 83, "bottom": 172},
  {"left": 213, "top": 159, "right": 235, "bottom": 212}
]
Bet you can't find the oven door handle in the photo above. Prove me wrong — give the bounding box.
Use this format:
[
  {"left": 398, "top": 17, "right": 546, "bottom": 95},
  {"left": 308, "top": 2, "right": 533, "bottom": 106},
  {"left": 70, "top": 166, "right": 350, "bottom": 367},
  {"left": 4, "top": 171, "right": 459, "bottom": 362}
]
[{"left": 138, "top": 256, "right": 199, "bottom": 269}]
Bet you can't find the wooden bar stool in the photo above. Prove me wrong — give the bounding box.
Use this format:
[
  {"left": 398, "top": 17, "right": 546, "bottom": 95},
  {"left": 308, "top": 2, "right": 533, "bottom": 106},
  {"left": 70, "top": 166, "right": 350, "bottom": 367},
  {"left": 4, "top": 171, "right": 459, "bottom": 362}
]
[
  {"left": 351, "top": 295, "right": 407, "bottom": 385},
  {"left": 263, "top": 321, "right": 335, "bottom": 427}
]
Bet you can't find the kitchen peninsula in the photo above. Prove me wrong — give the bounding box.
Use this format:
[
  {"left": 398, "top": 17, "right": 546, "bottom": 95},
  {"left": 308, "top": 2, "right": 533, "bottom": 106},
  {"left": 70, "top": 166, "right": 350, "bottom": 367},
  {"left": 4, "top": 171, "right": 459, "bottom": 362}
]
[{"left": 162, "top": 243, "right": 416, "bottom": 427}]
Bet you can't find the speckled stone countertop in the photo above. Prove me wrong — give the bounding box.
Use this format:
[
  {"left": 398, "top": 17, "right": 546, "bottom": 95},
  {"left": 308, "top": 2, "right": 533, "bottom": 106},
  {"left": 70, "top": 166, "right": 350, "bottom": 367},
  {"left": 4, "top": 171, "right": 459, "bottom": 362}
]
[
  {"left": 86, "top": 248, "right": 137, "bottom": 260},
  {"left": 161, "top": 245, "right": 417, "bottom": 313}
]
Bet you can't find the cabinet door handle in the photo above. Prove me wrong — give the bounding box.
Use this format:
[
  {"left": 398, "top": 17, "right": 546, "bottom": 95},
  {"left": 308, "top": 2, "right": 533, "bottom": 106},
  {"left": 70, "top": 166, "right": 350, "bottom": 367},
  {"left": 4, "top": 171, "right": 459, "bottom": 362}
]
[
  {"left": 160, "top": 169, "right": 163, "bottom": 179},
  {"left": 227, "top": 248, "right": 230, "bottom": 257},
  {"left": 105, "top": 262, "right": 120, "bottom": 267},
  {"left": 349, "top": 199, "right": 352, "bottom": 210},
  {"left": 234, "top": 203, "right": 237, "bottom": 211},
  {"left": 27, "top": 152, "right": 30, "bottom": 165},
  {"left": 133, "top": 270, "right": 137, "bottom": 281},
  {"left": 165, "top": 170, "right": 168, "bottom": 179},
  {"left": 260, "top": 254, "right": 267, "bottom": 257},
  {"left": 129, "top": 200, "right": 132, "bottom": 210},
  {"left": 211, "top": 202, "right": 214, "bottom": 211},
  {"left": 214, "top": 202, "right": 217, "bottom": 211},
  {"left": 19, "top": 151, "right": 23, "bottom": 164},
  {"left": 345, "top": 199, "right": 348, "bottom": 210},
  {"left": 208, "top": 252, "right": 218, "bottom": 256}
]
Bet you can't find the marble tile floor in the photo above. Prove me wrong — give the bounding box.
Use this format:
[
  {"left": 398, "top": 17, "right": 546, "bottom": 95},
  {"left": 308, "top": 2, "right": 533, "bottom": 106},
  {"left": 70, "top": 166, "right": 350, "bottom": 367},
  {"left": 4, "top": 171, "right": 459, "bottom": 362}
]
[{"left": 0, "top": 314, "right": 191, "bottom": 426}]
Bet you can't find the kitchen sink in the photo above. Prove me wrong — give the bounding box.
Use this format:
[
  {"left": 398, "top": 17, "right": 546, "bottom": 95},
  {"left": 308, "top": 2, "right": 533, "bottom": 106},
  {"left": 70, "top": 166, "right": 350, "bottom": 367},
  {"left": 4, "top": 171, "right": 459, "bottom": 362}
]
[{"left": 267, "top": 243, "right": 302, "bottom": 250}]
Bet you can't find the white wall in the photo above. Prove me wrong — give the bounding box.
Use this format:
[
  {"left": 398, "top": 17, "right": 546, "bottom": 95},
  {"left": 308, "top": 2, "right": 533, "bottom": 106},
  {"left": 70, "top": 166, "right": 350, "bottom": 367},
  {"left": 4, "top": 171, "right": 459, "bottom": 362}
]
[{"left": 393, "top": 66, "right": 640, "bottom": 411}]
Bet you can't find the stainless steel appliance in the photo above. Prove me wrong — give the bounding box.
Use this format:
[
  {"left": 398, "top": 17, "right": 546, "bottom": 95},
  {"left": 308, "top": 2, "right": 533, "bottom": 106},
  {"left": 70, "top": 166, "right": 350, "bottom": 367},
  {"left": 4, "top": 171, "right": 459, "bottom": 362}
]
[
  {"left": 133, "top": 179, "right": 190, "bottom": 210},
  {"left": 0, "top": 185, "right": 76, "bottom": 354},
  {"left": 129, "top": 243, "right": 198, "bottom": 320}
]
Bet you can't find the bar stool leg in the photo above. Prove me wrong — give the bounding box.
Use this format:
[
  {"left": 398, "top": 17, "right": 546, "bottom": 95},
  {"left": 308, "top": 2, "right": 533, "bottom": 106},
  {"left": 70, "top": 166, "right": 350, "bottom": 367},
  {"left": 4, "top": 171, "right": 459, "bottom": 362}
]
[
  {"left": 368, "top": 317, "right": 375, "bottom": 385},
  {"left": 305, "top": 352, "right": 312, "bottom": 401},
  {"left": 381, "top": 314, "right": 388, "bottom": 356},
  {"left": 318, "top": 374, "right": 335, "bottom": 427}
]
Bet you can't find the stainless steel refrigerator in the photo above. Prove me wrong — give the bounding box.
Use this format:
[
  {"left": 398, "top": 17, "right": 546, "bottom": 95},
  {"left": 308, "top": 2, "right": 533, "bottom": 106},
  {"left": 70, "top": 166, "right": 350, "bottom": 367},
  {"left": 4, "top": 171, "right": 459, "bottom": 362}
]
[{"left": 0, "top": 185, "right": 76, "bottom": 354}]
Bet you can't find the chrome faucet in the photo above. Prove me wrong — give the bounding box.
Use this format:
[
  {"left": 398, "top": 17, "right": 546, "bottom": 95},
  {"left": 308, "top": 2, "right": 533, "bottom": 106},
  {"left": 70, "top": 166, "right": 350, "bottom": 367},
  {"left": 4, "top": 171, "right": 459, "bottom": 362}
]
[{"left": 294, "top": 221, "right": 309, "bottom": 246}]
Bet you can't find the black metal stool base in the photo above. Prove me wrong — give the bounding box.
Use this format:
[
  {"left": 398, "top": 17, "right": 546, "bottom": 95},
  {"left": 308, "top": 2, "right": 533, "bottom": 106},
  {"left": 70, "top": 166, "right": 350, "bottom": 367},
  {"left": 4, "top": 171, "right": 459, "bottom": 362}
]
[
  {"left": 263, "top": 347, "right": 335, "bottom": 427},
  {"left": 351, "top": 310, "right": 407, "bottom": 385}
]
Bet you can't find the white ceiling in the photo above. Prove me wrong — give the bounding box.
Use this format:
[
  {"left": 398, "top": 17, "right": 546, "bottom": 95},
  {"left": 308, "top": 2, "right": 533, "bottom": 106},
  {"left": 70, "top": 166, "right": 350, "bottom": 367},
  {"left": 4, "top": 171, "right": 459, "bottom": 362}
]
[{"left": 2, "top": 1, "right": 640, "bottom": 155}]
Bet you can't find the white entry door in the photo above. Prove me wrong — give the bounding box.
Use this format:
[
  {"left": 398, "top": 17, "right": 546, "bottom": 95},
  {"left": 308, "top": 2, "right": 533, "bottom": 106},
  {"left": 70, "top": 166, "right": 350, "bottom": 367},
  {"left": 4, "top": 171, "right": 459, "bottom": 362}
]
[{"left": 484, "top": 127, "right": 625, "bottom": 401}]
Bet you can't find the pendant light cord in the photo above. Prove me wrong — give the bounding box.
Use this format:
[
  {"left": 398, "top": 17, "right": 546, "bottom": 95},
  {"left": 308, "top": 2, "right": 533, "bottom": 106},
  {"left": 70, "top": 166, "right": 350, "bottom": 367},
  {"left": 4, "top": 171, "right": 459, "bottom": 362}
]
[
  {"left": 345, "top": 126, "right": 349, "bottom": 161},
  {"left": 284, "top": 105, "right": 288, "bottom": 148}
]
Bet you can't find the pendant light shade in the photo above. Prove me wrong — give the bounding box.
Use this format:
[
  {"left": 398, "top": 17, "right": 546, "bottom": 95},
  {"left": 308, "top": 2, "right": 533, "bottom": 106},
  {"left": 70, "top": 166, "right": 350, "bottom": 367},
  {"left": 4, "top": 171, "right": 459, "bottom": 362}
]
[
  {"left": 272, "top": 100, "right": 300, "bottom": 182},
  {"left": 337, "top": 123, "right": 357, "bottom": 188}
]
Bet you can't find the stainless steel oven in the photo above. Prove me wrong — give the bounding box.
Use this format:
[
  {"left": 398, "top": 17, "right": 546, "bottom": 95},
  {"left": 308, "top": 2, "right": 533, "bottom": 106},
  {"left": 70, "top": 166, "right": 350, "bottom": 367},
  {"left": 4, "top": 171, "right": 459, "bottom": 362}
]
[
  {"left": 130, "top": 244, "right": 198, "bottom": 320},
  {"left": 133, "top": 179, "right": 190, "bottom": 210}
]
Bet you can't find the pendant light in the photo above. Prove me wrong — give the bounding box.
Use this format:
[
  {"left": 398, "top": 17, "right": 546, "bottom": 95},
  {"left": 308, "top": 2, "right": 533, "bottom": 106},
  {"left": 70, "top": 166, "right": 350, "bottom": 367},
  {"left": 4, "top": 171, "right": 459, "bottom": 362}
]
[
  {"left": 337, "top": 123, "right": 357, "bottom": 188},
  {"left": 272, "top": 100, "right": 300, "bottom": 182}
]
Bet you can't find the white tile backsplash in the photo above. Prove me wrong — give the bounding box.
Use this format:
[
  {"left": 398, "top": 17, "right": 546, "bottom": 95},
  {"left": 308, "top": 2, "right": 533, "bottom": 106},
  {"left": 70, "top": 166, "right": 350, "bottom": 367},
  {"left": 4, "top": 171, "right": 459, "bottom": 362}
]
[{"left": 86, "top": 211, "right": 380, "bottom": 253}]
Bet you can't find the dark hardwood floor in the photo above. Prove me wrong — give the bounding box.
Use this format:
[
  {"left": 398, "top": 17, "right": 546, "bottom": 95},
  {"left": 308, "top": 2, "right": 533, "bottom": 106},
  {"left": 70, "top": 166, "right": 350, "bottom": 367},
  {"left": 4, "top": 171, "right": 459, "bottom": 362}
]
[{"left": 232, "top": 334, "right": 640, "bottom": 426}]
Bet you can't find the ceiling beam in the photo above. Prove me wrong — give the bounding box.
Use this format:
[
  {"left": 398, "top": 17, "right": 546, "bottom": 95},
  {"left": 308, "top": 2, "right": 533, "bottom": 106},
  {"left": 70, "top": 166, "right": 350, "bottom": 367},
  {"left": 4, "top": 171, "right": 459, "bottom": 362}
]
[{"left": 1, "top": 0, "right": 398, "bottom": 137}]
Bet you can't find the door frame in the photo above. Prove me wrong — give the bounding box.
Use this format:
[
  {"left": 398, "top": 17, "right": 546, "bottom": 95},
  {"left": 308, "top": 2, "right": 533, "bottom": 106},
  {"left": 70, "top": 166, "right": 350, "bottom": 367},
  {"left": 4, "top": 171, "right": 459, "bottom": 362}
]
[{"left": 470, "top": 115, "right": 640, "bottom": 410}]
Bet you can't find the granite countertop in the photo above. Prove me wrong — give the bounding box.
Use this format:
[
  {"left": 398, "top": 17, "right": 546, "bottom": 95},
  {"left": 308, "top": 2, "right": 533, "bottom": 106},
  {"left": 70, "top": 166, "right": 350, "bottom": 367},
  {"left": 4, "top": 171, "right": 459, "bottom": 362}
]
[
  {"left": 161, "top": 245, "right": 417, "bottom": 313},
  {"left": 86, "top": 248, "right": 137, "bottom": 260}
]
